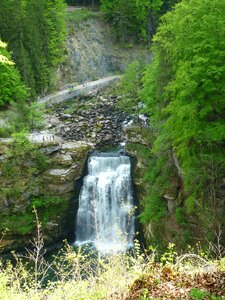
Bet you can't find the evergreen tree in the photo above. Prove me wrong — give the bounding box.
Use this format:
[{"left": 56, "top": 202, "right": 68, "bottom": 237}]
[
  {"left": 100, "top": 0, "right": 180, "bottom": 42},
  {"left": 0, "top": 0, "right": 66, "bottom": 96}
]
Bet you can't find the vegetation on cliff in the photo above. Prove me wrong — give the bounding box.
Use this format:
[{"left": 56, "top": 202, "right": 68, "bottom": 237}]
[{"left": 140, "top": 0, "right": 225, "bottom": 241}]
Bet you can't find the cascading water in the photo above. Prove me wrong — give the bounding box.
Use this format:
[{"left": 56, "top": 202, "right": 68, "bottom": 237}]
[{"left": 75, "top": 153, "right": 134, "bottom": 254}]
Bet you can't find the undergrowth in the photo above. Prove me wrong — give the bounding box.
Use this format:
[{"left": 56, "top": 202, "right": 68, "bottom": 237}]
[{"left": 0, "top": 223, "right": 224, "bottom": 300}]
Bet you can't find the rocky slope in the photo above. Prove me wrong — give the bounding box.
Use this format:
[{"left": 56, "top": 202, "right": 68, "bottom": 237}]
[{"left": 54, "top": 12, "right": 149, "bottom": 90}]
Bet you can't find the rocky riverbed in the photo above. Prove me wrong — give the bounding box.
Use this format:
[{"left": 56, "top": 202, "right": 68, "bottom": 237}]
[{"left": 44, "top": 91, "right": 133, "bottom": 147}]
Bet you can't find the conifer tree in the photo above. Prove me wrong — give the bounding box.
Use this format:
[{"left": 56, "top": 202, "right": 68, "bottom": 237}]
[{"left": 0, "top": 0, "right": 66, "bottom": 96}]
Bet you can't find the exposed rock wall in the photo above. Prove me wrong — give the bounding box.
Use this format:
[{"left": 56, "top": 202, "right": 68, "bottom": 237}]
[
  {"left": 54, "top": 15, "right": 149, "bottom": 90},
  {"left": 0, "top": 133, "right": 92, "bottom": 252}
]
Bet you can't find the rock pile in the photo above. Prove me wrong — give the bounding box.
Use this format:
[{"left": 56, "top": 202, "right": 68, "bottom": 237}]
[{"left": 45, "top": 93, "right": 131, "bottom": 147}]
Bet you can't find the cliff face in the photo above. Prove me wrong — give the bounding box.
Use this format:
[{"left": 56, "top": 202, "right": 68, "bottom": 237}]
[
  {"left": 54, "top": 14, "right": 149, "bottom": 90},
  {"left": 0, "top": 133, "right": 92, "bottom": 252}
]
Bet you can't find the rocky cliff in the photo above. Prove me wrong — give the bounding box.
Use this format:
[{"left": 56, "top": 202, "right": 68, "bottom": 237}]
[
  {"left": 54, "top": 12, "right": 149, "bottom": 90},
  {"left": 0, "top": 133, "right": 92, "bottom": 252}
]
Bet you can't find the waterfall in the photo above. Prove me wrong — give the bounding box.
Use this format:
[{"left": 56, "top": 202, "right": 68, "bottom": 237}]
[{"left": 75, "top": 153, "right": 134, "bottom": 254}]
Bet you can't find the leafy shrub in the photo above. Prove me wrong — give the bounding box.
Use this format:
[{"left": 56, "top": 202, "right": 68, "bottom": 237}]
[
  {"left": 0, "top": 196, "right": 66, "bottom": 235},
  {"left": 140, "top": 194, "right": 167, "bottom": 224},
  {"left": 6, "top": 101, "right": 44, "bottom": 134},
  {"left": 117, "top": 60, "right": 144, "bottom": 113},
  {"left": 32, "top": 197, "right": 65, "bottom": 209},
  {"left": 0, "top": 41, "right": 29, "bottom": 107},
  {"left": 189, "top": 288, "right": 223, "bottom": 300},
  {"left": 3, "top": 132, "right": 47, "bottom": 177}
]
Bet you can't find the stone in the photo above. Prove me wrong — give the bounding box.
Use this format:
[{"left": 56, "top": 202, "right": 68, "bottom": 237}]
[
  {"left": 22, "top": 192, "right": 31, "bottom": 201},
  {"left": 0, "top": 238, "right": 15, "bottom": 251},
  {"left": 167, "top": 199, "right": 177, "bottom": 213},
  {"left": 47, "top": 164, "right": 78, "bottom": 183},
  {"left": 40, "top": 145, "right": 61, "bottom": 155},
  {"left": 47, "top": 182, "right": 75, "bottom": 194},
  {"left": 105, "top": 134, "right": 113, "bottom": 140},
  {"left": 61, "top": 114, "right": 72, "bottom": 119},
  {"left": 52, "top": 153, "right": 73, "bottom": 167},
  {"left": 28, "top": 131, "right": 62, "bottom": 147},
  {"left": 0, "top": 138, "right": 13, "bottom": 155}
]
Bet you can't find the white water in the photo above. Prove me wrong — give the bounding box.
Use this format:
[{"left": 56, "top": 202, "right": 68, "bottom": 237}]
[{"left": 75, "top": 153, "right": 134, "bottom": 254}]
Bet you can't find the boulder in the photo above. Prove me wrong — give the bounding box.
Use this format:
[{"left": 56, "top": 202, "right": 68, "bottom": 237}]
[
  {"left": 46, "top": 164, "right": 79, "bottom": 184},
  {"left": 52, "top": 153, "right": 73, "bottom": 167},
  {"left": 47, "top": 182, "right": 75, "bottom": 195},
  {"left": 28, "top": 131, "right": 62, "bottom": 147},
  {"left": 0, "top": 138, "right": 13, "bottom": 155}
]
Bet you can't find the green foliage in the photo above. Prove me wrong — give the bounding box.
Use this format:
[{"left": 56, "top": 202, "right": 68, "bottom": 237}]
[
  {"left": 141, "top": 194, "right": 167, "bottom": 224},
  {"left": 120, "top": 60, "right": 142, "bottom": 97},
  {"left": 32, "top": 196, "right": 68, "bottom": 228},
  {"left": 116, "top": 57, "right": 154, "bottom": 114},
  {"left": 0, "top": 0, "right": 66, "bottom": 96},
  {"left": 0, "top": 196, "right": 66, "bottom": 235},
  {"left": 185, "top": 195, "right": 196, "bottom": 214},
  {"left": 100, "top": 0, "right": 180, "bottom": 42},
  {"left": 0, "top": 40, "right": 13, "bottom": 65},
  {"left": 0, "top": 40, "right": 29, "bottom": 107},
  {"left": 66, "top": 7, "right": 100, "bottom": 22},
  {"left": 0, "top": 41, "right": 44, "bottom": 136},
  {"left": 3, "top": 132, "right": 47, "bottom": 179},
  {"left": 142, "top": 0, "right": 225, "bottom": 226},
  {"left": 175, "top": 207, "right": 187, "bottom": 226},
  {"left": 1, "top": 132, "right": 48, "bottom": 209},
  {"left": 32, "top": 196, "right": 65, "bottom": 209},
  {"left": 0, "top": 213, "right": 35, "bottom": 235},
  {"left": 6, "top": 101, "right": 44, "bottom": 134},
  {"left": 65, "top": 0, "right": 100, "bottom": 5},
  {"left": 160, "top": 243, "right": 177, "bottom": 265},
  {"left": 189, "top": 288, "right": 223, "bottom": 300},
  {"left": 126, "top": 143, "right": 151, "bottom": 161},
  {"left": 140, "top": 154, "right": 175, "bottom": 224},
  {"left": 117, "top": 60, "right": 143, "bottom": 113},
  {"left": 101, "top": 0, "right": 138, "bottom": 42}
]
